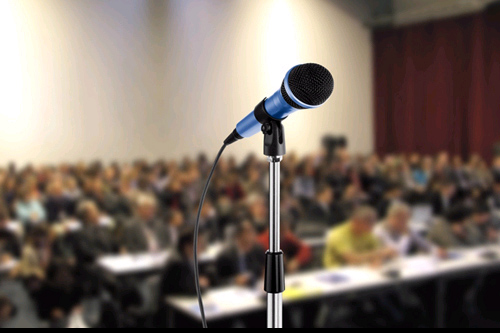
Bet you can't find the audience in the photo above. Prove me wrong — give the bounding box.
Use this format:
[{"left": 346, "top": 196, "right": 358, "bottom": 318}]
[{"left": 1, "top": 142, "right": 500, "bottom": 327}]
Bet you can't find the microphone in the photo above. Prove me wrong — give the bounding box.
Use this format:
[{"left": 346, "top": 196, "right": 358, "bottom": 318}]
[{"left": 224, "top": 63, "right": 334, "bottom": 145}]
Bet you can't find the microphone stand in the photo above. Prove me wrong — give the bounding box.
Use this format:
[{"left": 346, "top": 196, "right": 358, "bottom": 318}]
[{"left": 261, "top": 119, "right": 286, "bottom": 328}]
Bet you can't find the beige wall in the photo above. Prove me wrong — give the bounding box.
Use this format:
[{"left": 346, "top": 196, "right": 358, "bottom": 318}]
[{"left": 0, "top": 0, "right": 373, "bottom": 164}]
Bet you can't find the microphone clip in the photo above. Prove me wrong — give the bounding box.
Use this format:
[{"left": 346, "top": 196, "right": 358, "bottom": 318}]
[{"left": 262, "top": 119, "right": 286, "bottom": 157}]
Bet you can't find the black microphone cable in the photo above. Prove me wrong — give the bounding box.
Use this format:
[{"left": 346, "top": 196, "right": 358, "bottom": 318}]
[{"left": 193, "top": 143, "right": 227, "bottom": 328}]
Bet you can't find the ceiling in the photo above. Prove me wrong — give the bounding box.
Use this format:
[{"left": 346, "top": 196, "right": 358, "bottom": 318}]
[{"left": 332, "top": 0, "right": 500, "bottom": 27}]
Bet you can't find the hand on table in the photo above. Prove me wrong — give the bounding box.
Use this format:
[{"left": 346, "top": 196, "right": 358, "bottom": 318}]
[
  {"left": 287, "top": 259, "right": 301, "bottom": 274},
  {"left": 436, "top": 247, "right": 448, "bottom": 260},
  {"left": 380, "top": 248, "right": 398, "bottom": 260},
  {"left": 51, "top": 308, "right": 65, "bottom": 320},
  {"left": 199, "top": 276, "right": 210, "bottom": 289},
  {"left": 488, "top": 228, "right": 498, "bottom": 242},
  {"left": 0, "top": 254, "right": 12, "bottom": 264},
  {"left": 234, "top": 274, "right": 251, "bottom": 286}
]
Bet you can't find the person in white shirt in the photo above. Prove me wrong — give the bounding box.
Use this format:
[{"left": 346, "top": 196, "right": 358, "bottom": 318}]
[{"left": 374, "top": 202, "right": 442, "bottom": 257}]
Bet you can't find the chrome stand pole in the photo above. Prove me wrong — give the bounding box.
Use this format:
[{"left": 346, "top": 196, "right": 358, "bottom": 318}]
[{"left": 267, "top": 156, "right": 283, "bottom": 328}]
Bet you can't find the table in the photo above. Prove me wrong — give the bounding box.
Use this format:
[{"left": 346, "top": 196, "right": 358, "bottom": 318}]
[
  {"left": 97, "top": 251, "right": 172, "bottom": 276},
  {"left": 165, "top": 245, "right": 500, "bottom": 327},
  {"left": 97, "top": 243, "right": 226, "bottom": 277}
]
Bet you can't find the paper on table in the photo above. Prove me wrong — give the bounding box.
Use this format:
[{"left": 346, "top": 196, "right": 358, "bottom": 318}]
[
  {"left": 98, "top": 251, "right": 170, "bottom": 274},
  {"left": 283, "top": 285, "right": 324, "bottom": 301},
  {"left": 190, "top": 303, "right": 219, "bottom": 315},
  {"left": 200, "top": 287, "right": 263, "bottom": 314},
  {"left": 316, "top": 273, "right": 349, "bottom": 284},
  {"left": 402, "top": 256, "right": 437, "bottom": 275}
]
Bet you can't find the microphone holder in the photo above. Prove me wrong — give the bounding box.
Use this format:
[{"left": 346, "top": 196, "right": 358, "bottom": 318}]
[{"left": 260, "top": 113, "right": 286, "bottom": 328}]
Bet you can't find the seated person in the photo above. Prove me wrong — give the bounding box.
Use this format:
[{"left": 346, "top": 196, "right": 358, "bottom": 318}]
[
  {"left": 0, "top": 296, "right": 17, "bottom": 328},
  {"left": 427, "top": 205, "right": 479, "bottom": 249},
  {"left": 374, "top": 202, "right": 441, "bottom": 257},
  {"left": 72, "top": 200, "right": 117, "bottom": 264},
  {"left": 190, "top": 199, "right": 218, "bottom": 242},
  {"left": 246, "top": 194, "right": 268, "bottom": 234},
  {"left": 166, "top": 209, "right": 187, "bottom": 247},
  {"left": 324, "top": 206, "right": 396, "bottom": 268},
  {"left": 376, "top": 183, "right": 405, "bottom": 219},
  {"left": 33, "top": 264, "right": 83, "bottom": 328},
  {"left": 0, "top": 209, "right": 21, "bottom": 261},
  {"left": 488, "top": 178, "right": 500, "bottom": 210},
  {"left": 160, "top": 227, "right": 212, "bottom": 297},
  {"left": 62, "top": 176, "right": 82, "bottom": 216},
  {"left": 338, "top": 184, "right": 369, "bottom": 218},
  {"left": 44, "top": 180, "right": 73, "bottom": 223},
  {"left": 292, "top": 163, "right": 316, "bottom": 208},
  {"left": 14, "top": 226, "right": 53, "bottom": 295},
  {"left": 469, "top": 203, "right": 498, "bottom": 244},
  {"left": 216, "top": 220, "right": 265, "bottom": 287},
  {"left": 429, "top": 180, "right": 458, "bottom": 216},
  {"left": 257, "top": 214, "right": 312, "bottom": 273},
  {"left": 15, "top": 186, "right": 46, "bottom": 227},
  {"left": 80, "top": 177, "right": 119, "bottom": 216},
  {"left": 308, "top": 184, "right": 335, "bottom": 224},
  {"left": 120, "top": 194, "right": 171, "bottom": 254},
  {"left": 324, "top": 206, "right": 429, "bottom": 327}
]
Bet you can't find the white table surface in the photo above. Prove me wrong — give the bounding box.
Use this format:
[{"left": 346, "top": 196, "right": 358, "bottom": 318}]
[
  {"left": 98, "top": 251, "right": 172, "bottom": 276},
  {"left": 166, "top": 245, "right": 500, "bottom": 322},
  {"left": 97, "top": 242, "right": 226, "bottom": 276}
]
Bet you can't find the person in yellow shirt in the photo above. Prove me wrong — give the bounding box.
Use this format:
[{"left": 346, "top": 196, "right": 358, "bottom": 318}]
[
  {"left": 322, "top": 206, "right": 428, "bottom": 327},
  {"left": 324, "top": 206, "right": 396, "bottom": 268}
]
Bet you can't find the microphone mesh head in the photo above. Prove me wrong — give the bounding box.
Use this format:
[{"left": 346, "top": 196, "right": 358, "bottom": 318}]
[{"left": 281, "top": 63, "right": 334, "bottom": 109}]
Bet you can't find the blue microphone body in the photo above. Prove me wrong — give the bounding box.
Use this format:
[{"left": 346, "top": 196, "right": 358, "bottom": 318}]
[
  {"left": 236, "top": 90, "right": 294, "bottom": 138},
  {"left": 225, "top": 63, "right": 334, "bottom": 145}
]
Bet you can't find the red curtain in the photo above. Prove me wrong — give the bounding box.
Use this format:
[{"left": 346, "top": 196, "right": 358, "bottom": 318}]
[{"left": 374, "top": 9, "right": 500, "bottom": 160}]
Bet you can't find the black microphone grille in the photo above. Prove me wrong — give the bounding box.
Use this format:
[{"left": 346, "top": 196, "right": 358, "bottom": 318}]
[{"left": 281, "top": 63, "right": 334, "bottom": 109}]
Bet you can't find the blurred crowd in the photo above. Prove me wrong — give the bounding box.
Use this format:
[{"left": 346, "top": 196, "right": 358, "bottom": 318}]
[{"left": 2, "top": 140, "right": 500, "bottom": 327}]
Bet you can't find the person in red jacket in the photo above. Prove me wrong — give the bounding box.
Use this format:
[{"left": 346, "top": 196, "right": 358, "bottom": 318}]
[{"left": 258, "top": 214, "right": 312, "bottom": 273}]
